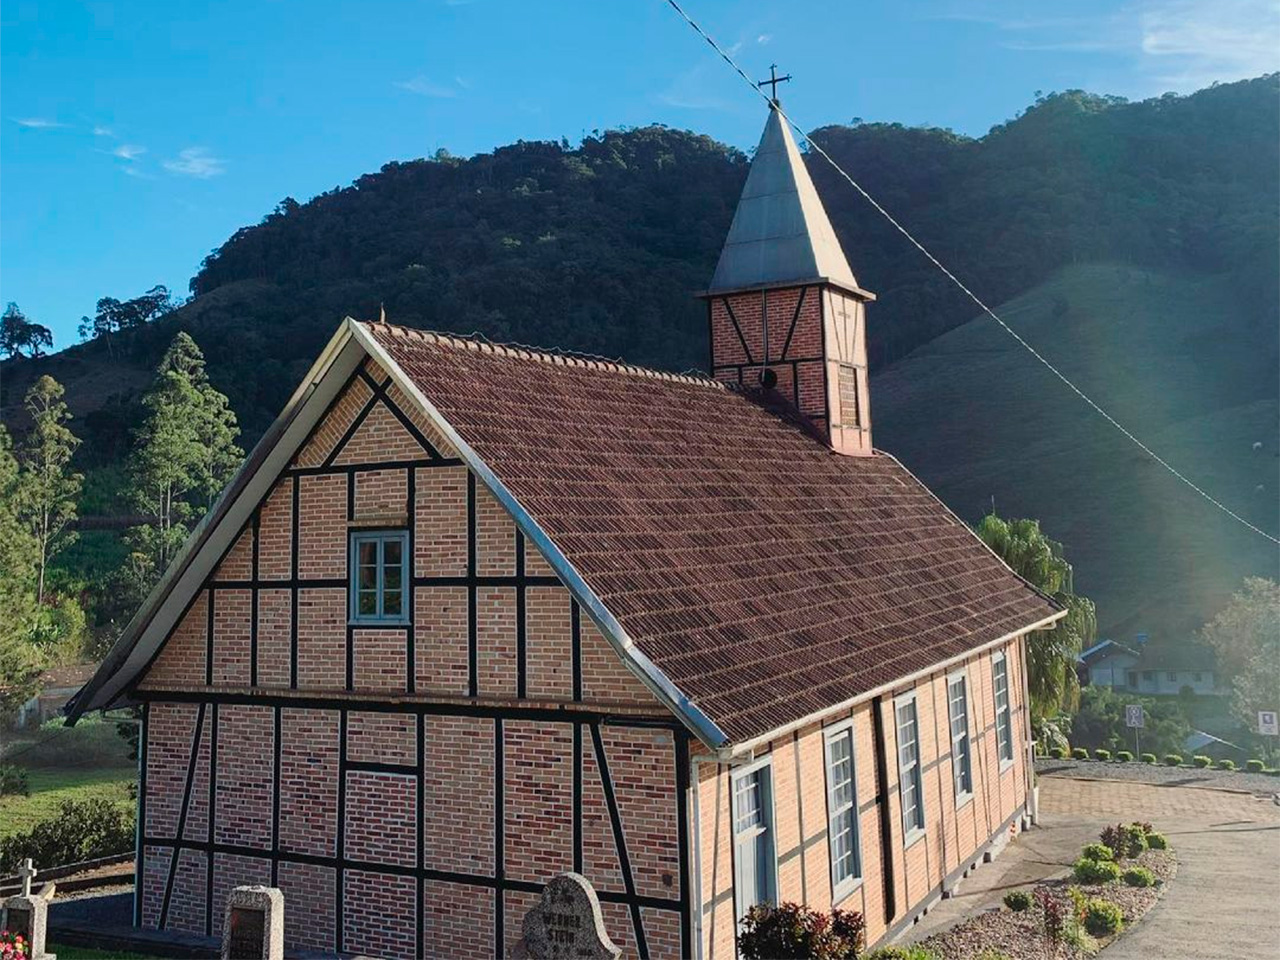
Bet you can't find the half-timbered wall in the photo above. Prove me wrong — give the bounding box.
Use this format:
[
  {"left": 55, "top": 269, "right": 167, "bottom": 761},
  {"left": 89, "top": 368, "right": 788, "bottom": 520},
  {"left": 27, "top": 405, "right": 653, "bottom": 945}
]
[
  {"left": 133, "top": 359, "right": 691, "bottom": 960},
  {"left": 695, "top": 636, "right": 1031, "bottom": 959}
]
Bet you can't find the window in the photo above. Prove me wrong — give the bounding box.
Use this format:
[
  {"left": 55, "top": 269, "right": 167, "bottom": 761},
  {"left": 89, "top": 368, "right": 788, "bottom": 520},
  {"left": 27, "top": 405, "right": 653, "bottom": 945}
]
[
  {"left": 993, "top": 653, "right": 1014, "bottom": 765},
  {"left": 732, "top": 760, "right": 776, "bottom": 922},
  {"left": 947, "top": 673, "right": 973, "bottom": 799},
  {"left": 1193, "top": 672, "right": 1203, "bottom": 683},
  {"left": 1167, "top": 671, "right": 1177, "bottom": 683},
  {"left": 895, "top": 695, "right": 925, "bottom": 839},
  {"left": 1126, "top": 670, "right": 1138, "bottom": 688},
  {"left": 825, "top": 724, "right": 862, "bottom": 900},
  {"left": 348, "top": 530, "right": 410, "bottom": 624}
]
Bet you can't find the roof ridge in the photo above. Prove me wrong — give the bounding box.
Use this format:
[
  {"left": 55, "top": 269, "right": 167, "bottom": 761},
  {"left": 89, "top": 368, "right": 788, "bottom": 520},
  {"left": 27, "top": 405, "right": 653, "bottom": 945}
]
[{"left": 365, "top": 320, "right": 724, "bottom": 389}]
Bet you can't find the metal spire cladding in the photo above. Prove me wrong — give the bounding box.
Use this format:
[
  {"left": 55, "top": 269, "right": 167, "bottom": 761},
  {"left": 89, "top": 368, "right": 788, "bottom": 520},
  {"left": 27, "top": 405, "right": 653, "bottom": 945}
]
[{"left": 707, "top": 104, "right": 859, "bottom": 295}]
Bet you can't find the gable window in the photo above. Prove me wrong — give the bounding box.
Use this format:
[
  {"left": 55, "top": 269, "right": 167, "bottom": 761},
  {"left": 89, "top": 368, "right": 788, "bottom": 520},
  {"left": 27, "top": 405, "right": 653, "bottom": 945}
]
[
  {"left": 993, "top": 653, "right": 1014, "bottom": 765},
  {"left": 824, "top": 723, "right": 862, "bottom": 900},
  {"left": 732, "top": 759, "right": 776, "bottom": 923},
  {"left": 947, "top": 673, "right": 973, "bottom": 800},
  {"left": 349, "top": 530, "right": 410, "bottom": 624},
  {"left": 895, "top": 694, "right": 925, "bottom": 840}
]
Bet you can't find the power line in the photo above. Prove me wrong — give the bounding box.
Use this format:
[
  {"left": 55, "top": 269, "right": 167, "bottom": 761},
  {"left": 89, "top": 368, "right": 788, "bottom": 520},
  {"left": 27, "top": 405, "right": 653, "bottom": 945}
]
[{"left": 662, "top": 0, "right": 1280, "bottom": 547}]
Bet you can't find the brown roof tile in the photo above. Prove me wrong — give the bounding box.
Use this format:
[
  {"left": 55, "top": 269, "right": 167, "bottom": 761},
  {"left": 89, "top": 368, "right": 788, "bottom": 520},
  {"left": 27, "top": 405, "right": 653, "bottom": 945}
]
[{"left": 369, "top": 323, "right": 1060, "bottom": 744}]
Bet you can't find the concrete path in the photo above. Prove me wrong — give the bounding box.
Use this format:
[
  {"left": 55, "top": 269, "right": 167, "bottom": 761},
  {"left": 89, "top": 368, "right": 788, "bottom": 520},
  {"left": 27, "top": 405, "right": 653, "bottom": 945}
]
[{"left": 907, "top": 774, "right": 1280, "bottom": 959}]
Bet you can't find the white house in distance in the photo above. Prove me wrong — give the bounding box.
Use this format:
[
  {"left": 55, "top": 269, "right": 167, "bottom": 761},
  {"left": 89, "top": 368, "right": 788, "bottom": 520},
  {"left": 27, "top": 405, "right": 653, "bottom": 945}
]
[{"left": 1079, "top": 639, "right": 1220, "bottom": 696}]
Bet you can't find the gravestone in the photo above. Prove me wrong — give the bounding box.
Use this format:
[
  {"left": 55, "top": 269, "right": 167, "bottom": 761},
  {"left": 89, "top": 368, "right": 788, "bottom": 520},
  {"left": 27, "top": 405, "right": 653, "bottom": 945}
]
[
  {"left": 511, "top": 873, "right": 620, "bottom": 960},
  {"left": 221, "top": 886, "right": 283, "bottom": 960},
  {"left": 1, "top": 859, "right": 55, "bottom": 960}
]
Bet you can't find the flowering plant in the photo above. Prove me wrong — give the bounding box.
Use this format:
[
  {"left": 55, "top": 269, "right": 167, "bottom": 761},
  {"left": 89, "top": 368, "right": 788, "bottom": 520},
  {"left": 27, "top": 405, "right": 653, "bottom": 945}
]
[{"left": 0, "top": 930, "right": 28, "bottom": 960}]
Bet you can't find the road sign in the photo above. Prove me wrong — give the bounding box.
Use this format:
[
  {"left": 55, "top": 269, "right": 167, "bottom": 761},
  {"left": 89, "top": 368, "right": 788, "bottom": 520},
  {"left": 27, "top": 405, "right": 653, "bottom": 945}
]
[
  {"left": 1125, "top": 704, "right": 1145, "bottom": 729},
  {"left": 1259, "top": 711, "right": 1279, "bottom": 736}
]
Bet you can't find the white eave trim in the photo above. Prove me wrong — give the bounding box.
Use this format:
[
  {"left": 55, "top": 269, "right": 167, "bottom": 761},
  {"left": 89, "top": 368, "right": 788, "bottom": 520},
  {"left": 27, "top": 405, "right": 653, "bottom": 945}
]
[{"left": 347, "top": 320, "right": 731, "bottom": 750}]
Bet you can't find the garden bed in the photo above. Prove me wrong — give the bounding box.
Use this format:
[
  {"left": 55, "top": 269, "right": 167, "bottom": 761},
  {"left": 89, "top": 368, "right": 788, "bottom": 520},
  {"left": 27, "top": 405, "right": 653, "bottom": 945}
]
[{"left": 913, "top": 845, "right": 1177, "bottom": 959}]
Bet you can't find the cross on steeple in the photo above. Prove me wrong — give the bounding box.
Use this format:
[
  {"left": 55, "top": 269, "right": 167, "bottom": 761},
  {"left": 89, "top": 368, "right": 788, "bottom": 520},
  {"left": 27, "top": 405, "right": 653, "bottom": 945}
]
[{"left": 757, "top": 63, "right": 791, "bottom": 104}]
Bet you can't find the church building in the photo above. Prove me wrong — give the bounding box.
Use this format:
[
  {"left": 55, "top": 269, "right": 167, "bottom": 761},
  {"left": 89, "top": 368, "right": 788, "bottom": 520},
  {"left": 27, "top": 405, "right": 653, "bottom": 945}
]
[{"left": 69, "top": 104, "right": 1063, "bottom": 959}]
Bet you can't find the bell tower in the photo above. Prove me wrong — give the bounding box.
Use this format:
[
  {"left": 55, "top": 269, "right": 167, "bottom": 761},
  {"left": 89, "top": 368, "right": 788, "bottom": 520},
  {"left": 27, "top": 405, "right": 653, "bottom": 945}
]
[{"left": 701, "top": 101, "right": 876, "bottom": 456}]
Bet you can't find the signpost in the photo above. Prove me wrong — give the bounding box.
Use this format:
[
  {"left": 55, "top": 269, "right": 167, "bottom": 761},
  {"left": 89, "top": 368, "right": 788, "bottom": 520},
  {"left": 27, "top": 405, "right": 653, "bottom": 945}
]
[
  {"left": 1126, "top": 704, "right": 1145, "bottom": 757},
  {"left": 1259, "top": 710, "right": 1278, "bottom": 737}
]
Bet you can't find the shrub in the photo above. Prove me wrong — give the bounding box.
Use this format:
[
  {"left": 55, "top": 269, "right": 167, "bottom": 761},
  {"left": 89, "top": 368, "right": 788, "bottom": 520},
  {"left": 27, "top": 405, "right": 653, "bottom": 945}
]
[
  {"left": 737, "top": 902, "right": 866, "bottom": 959},
  {"left": 1003, "top": 890, "right": 1033, "bottom": 912},
  {"left": 1141, "top": 752, "right": 1157, "bottom": 764},
  {"left": 1122, "top": 866, "right": 1157, "bottom": 887},
  {"left": 1247, "top": 759, "right": 1265, "bottom": 773},
  {"left": 1193, "top": 755, "right": 1212, "bottom": 768},
  {"left": 1115, "top": 750, "right": 1133, "bottom": 762},
  {"left": 1132, "top": 820, "right": 1154, "bottom": 837},
  {"left": 1082, "top": 899, "right": 1125, "bottom": 936},
  {"left": 1048, "top": 746, "right": 1068, "bottom": 759},
  {"left": 1163, "top": 754, "right": 1183, "bottom": 766},
  {"left": 1099, "top": 823, "right": 1124, "bottom": 856},
  {"left": 1071, "top": 747, "right": 1089, "bottom": 760},
  {"left": 1036, "top": 888, "right": 1067, "bottom": 952},
  {"left": 0, "top": 764, "right": 29, "bottom": 797},
  {"left": 1146, "top": 832, "right": 1169, "bottom": 850},
  {"left": 1093, "top": 748, "right": 1111, "bottom": 761},
  {"left": 1121, "top": 824, "right": 1148, "bottom": 857},
  {"left": 1217, "top": 758, "right": 1236, "bottom": 770},
  {"left": 1072, "top": 857, "right": 1120, "bottom": 884},
  {"left": 864, "top": 947, "right": 939, "bottom": 960},
  {"left": 1061, "top": 920, "right": 1099, "bottom": 956},
  {"left": 1081, "top": 843, "right": 1114, "bottom": 862},
  {"left": 0, "top": 798, "right": 135, "bottom": 875}
]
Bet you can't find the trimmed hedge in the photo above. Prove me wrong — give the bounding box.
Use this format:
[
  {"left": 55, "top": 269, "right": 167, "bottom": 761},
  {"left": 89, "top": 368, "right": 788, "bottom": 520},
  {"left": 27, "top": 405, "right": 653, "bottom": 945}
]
[
  {"left": 1048, "top": 746, "right": 1069, "bottom": 760},
  {"left": 1083, "top": 899, "right": 1125, "bottom": 936},
  {"left": 1115, "top": 750, "right": 1134, "bottom": 762},
  {"left": 1072, "top": 747, "right": 1090, "bottom": 760},
  {"left": 1093, "top": 748, "right": 1111, "bottom": 761},
  {"left": 1192, "top": 755, "right": 1212, "bottom": 768},
  {"left": 1146, "top": 832, "right": 1169, "bottom": 850},
  {"left": 1217, "top": 758, "right": 1236, "bottom": 770},
  {"left": 1247, "top": 759, "right": 1265, "bottom": 773},
  {"left": 1141, "top": 753, "right": 1157, "bottom": 764},
  {"left": 1082, "top": 843, "right": 1114, "bottom": 862},
  {"left": 1163, "top": 754, "right": 1183, "bottom": 766}
]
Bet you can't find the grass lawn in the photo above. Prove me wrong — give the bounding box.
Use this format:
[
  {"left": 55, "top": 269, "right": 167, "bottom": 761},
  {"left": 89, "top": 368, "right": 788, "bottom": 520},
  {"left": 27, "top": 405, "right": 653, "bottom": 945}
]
[
  {"left": 48, "top": 946, "right": 150, "bottom": 959},
  {"left": 0, "top": 765, "right": 136, "bottom": 839}
]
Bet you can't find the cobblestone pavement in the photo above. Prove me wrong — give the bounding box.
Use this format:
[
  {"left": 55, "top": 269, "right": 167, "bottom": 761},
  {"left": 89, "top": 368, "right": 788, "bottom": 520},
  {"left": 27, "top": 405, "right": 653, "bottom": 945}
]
[
  {"left": 1034, "top": 757, "right": 1280, "bottom": 795},
  {"left": 905, "top": 773, "right": 1280, "bottom": 958}
]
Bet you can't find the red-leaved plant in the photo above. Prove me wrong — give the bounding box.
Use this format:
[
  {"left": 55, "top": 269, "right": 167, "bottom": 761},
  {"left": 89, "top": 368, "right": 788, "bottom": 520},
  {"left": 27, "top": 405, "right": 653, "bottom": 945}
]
[{"left": 737, "top": 902, "right": 866, "bottom": 959}]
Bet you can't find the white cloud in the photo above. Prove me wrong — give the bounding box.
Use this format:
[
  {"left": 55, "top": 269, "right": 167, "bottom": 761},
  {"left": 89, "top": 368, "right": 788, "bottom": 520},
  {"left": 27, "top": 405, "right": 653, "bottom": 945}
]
[
  {"left": 931, "top": 0, "right": 1280, "bottom": 93},
  {"left": 163, "top": 147, "right": 226, "bottom": 178},
  {"left": 395, "top": 76, "right": 459, "bottom": 98},
  {"left": 757, "top": 33, "right": 772, "bottom": 45},
  {"left": 13, "top": 117, "right": 65, "bottom": 129},
  {"left": 93, "top": 125, "right": 114, "bottom": 137},
  {"left": 113, "top": 144, "right": 146, "bottom": 161}
]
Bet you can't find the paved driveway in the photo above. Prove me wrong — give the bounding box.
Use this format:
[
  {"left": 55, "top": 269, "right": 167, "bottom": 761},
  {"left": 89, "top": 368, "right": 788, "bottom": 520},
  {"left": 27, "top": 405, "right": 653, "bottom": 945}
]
[{"left": 908, "top": 774, "right": 1280, "bottom": 959}]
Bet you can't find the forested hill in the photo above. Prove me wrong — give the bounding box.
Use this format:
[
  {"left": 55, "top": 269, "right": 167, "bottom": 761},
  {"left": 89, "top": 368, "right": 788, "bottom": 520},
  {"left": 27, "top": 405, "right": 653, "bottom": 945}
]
[{"left": 3, "top": 76, "right": 1277, "bottom": 470}]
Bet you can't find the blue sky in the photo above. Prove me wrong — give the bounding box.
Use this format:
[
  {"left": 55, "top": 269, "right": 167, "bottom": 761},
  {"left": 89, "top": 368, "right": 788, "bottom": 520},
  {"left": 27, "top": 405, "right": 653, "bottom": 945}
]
[{"left": 4, "top": 0, "right": 1277, "bottom": 349}]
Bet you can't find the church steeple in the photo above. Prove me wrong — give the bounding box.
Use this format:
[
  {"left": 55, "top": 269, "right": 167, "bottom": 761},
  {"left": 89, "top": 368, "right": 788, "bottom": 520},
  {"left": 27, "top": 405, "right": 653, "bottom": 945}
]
[{"left": 702, "top": 103, "right": 876, "bottom": 456}]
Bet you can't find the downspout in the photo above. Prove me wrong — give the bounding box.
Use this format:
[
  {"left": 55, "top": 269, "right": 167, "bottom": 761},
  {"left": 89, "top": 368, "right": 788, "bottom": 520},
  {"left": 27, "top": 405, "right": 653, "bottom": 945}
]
[
  {"left": 1017, "top": 633, "right": 1038, "bottom": 825},
  {"left": 690, "top": 755, "right": 704, "bottom": 960},
  {"left": 871, "top": 695, "right": 897, "bottom": 926}
]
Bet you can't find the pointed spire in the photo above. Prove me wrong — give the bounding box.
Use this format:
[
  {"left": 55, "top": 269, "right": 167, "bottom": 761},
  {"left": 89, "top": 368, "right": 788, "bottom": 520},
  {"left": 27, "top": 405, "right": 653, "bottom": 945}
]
[{"left": 708, "top": 106, "right": 859, "bottom": 294}]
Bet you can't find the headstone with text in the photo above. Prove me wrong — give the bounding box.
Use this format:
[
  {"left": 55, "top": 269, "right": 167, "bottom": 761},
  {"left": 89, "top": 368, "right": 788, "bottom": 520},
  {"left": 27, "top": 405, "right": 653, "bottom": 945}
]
[
  {"left": 511, "top": 873, "right": 621, "bottom": 960},
  {"left": 0, "top": 859, "right": 55, "bottom": 960},
  {"left": 221, "top": 886, "right": 283, "bottom": 960}
]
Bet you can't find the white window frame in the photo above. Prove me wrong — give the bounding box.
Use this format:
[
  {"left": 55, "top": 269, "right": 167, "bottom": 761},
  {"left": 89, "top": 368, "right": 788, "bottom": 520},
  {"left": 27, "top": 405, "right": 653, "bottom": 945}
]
[
  {"left": 993, "top": 652, "right": 1015, "bottom": 768},
  {"left": 731, "top": 755, "right": 778, "bottom": 925},
  {"left": 823, "top": 719, "right": 863, "bottom": 903},
  {"left": 894, "top": 692, "right": 926, "bottom": 845},
  {"left": 946, "top": 669, "right": 974, "bottom": 804}
]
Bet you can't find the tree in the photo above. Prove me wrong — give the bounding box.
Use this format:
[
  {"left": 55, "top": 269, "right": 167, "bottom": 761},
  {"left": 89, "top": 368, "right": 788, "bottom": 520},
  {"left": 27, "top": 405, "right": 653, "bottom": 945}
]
[
  {"left": 975, "top": 513, "right": 1097, "bottom": 731},
  {"left": 0, "top": 426, "right": 41, "bottom": 718},
  {"left": 77, "top": 285, "right": 174, "bottom": 353},
  {"left": 126, "top": 333, "right": 242, "bottom": 587},
  {"left": 15, "top": 376, "right": 83, "bottom": 605},
  {"left": 0, "top": 303, "right": 53, "bottom": 359},
  {"left": 1200, "top": 578, "right": 1280, "bottom": 751}
]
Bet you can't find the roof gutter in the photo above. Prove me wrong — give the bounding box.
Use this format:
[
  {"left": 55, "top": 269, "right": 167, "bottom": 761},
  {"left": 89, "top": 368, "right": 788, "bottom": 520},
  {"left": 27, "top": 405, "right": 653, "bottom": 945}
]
[
  {"left": 347, "top": 320, "right": 731, "bottom": 751},
  {"left": 716, "top": 607, "right": 1067, "bottom": 762}
]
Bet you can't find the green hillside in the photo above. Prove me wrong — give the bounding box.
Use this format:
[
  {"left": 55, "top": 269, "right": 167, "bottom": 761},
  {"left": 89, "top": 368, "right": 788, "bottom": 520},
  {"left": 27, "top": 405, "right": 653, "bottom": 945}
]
[{"left": 873, "top": 262, "right": 1280, "bottom": 642}]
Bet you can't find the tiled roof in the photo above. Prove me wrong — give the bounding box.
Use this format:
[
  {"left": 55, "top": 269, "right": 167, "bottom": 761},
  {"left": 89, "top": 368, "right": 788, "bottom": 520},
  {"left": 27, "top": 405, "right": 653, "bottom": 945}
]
[{"left": 369, "top": 323, "right": 1061, "bottom": 744}]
